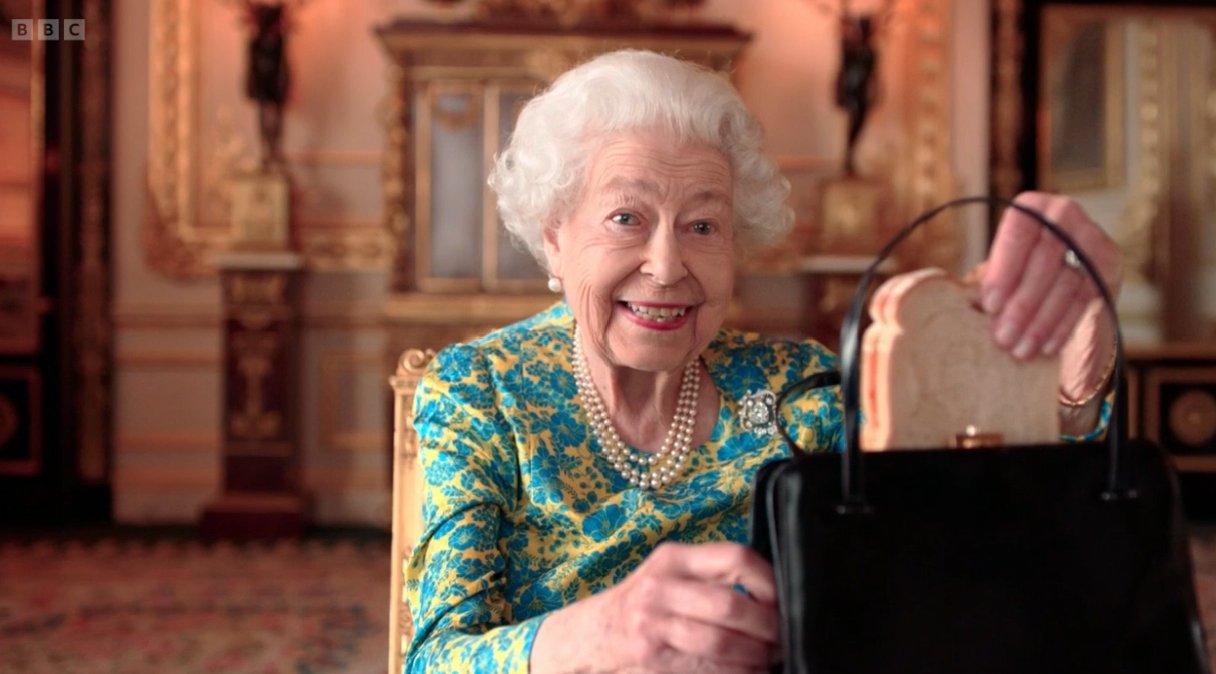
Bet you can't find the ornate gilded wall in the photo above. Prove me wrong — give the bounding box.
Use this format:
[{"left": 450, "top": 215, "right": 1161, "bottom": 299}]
[{"left": 112, "top": 0, "right": 988, "bottom": 524}]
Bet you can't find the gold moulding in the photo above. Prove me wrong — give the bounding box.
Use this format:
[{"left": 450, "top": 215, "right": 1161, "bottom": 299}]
[
  {"left": 452, "top": 0, "right": 709, "bottom": 26},
  {"left": 1169, "top": 389, "right": 1216, "bottom": 447},
  {"left": 146, "top": 0, "right": 958, "bottom": 284},
  {"left": 145, "top": 1, "right": 395, "bottom": 278}
]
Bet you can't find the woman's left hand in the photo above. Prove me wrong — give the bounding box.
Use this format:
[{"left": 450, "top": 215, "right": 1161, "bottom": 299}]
[{"left": 979, "top": 192, "right": 1124, "bottom": 406}]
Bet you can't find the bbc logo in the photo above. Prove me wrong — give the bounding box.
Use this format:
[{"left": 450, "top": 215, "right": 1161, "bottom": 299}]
[{"left": 11, "top": 19, "right": 86, "bottom": 41}]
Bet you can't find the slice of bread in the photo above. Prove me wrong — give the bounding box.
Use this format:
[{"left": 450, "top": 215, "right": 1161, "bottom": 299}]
[{"left": 861, "top": 268, "right": 1060, "bottom": 450}]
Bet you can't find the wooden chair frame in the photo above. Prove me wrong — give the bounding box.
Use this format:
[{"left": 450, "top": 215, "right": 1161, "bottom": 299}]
[{"left": 388, "top": 348, "right": 436, "bottom": 674}]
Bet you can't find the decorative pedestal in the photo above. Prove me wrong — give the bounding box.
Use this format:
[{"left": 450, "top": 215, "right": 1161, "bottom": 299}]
[
  {"left": 816, "top": 176, "right": 890, "bottom": 255},
  {"left": 201, "top": 251, "right": 308, "bottom": 539},
  {"left": 229, "top": 170, "right": 292, "bottom": 250}
]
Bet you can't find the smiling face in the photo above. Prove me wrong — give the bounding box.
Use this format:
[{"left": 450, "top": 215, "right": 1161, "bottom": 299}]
[{"left": 543, "top": 130, "right": 737, "bottom": 374}]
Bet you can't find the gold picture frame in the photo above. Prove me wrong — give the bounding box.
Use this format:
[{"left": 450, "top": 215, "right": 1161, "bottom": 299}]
[
  {"left": 145, "top": 0, "right": 397, "bottom": 278},
  {"left": 1038, "top": 7, "right": 1127, "bottom": 193}
]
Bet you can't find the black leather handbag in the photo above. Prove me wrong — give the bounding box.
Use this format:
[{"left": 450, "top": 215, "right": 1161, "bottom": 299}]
[{"left": 750, "top": 197, "right": 1211, "bottom": 674}]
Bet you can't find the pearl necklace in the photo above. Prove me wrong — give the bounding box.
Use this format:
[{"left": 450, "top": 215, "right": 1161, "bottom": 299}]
[{"left": 572, "top": 337, "right": 701, "bottom": 489}]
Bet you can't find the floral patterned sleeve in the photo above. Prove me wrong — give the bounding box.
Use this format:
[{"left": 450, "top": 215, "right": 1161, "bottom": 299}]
[
  {"left": 804, "top": 348, "right": 846, "bottom": 453},
  {"left": 403, "top": 345, "right": 542, "bottom": 674},
  {"left": 774, "top": 341, "right": 846, "bottom": 454},
  {"left": 1062, "top": 396, "right": 1113, "bottom": 443}
]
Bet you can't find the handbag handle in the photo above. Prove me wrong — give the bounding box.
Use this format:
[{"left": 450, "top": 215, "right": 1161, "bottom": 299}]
[{"left": 779, "top": 196, "right": 1132, "bottom": 512}]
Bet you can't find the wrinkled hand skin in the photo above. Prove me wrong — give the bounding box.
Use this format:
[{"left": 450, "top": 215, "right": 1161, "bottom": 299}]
[
  {"left": 979, "top": 192, "right": 1123, "bottom": 422},
  {"left": 530, "top": 542, "right": 781, "bottom": 674}
]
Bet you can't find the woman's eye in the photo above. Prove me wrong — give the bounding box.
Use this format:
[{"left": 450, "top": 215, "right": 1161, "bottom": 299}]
[
  {"left": 611, "top": 213, "right": 638, "bottom": 226},
  {"left": 692, "top": 221, "right": 714, "bottom": 235}
]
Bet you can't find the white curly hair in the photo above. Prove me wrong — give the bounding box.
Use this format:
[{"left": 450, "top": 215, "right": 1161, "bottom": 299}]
[{"left": 489, "top": 49, "right": 793, "bottom": 268}]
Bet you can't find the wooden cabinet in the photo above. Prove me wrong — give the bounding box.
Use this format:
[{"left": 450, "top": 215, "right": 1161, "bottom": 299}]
[{"left": 1127, "top": 345, "right": 1216, "bottom": 473}]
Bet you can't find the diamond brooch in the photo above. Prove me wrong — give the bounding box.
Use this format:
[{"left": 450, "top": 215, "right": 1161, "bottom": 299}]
[{"left": 740, "top": 389, "right": 777, "bottom": 436}]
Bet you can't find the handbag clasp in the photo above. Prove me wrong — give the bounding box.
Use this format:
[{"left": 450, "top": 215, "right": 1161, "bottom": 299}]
[{"left": 953, "top": 425, "right": 1004, "bottom": 449}]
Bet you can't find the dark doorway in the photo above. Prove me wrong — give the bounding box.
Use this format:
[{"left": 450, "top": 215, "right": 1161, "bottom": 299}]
[{"left": 0, "top": 0, "right": 111, "bottom": 528}]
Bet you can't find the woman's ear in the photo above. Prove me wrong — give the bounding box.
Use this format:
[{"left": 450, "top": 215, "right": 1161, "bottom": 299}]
[{"left": 542, "top": 221, "right": 563, "bottom": 278}]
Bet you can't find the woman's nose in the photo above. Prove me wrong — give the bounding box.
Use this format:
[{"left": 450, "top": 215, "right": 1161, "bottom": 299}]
[{"left": 640, "top": 226, "right": 688, "bottom": 286}]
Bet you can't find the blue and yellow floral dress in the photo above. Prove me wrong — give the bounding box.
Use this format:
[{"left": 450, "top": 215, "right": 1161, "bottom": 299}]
[
  {"left": 403, "top": 302, "right": 843, "bottom": 673},
  {"left": 403, "top": 301, "right": 1111, "bottom": 673}
]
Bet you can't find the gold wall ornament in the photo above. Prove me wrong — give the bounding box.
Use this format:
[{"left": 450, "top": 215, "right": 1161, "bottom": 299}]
[
  {"left": 147, "top": 0, "right": 228, "bottom": 279},
  {"left": 1144, "top": 364, "right": 1216, "bottom": 458},
  {"left": 219, "top": 265, "right": 295, "bottom": 442},
  {"left": 888, "top": 0, "right": 960, "bottom": 273},
  {"left": 230, "top": 332, "right": 282, "bottom": 441},
  {"left": 227, "top": 272, "right": 288, "bottom": 307},
  {"left": 143, "top": 176, "right": 214, "bottom": 278},
  {"left": 523, "top": 48, "right": 574, "bottom": 82},
  {"left": 817, "top": 277, "right": 860, "bottom": 319},
  {"left": 428, "top": 83, "right": 483, "bottom": 132},
  {"left": 229, "top": 170, "right": 292, "bottom": 250},
  {"left": 377, "top": 62, "right": 412, "bottom": 289},
  {"left": 300, "top": 227, "right": 396, "bottom": 272},
  {"left": 202, "top": 105, "right": 254, "bottom": 220},
  {"left": 1115, "top": 22, "right": 1166, "bottom": 285},
  {"left": 378, "top": 62, "right": 411, "bottom": 289},
  {"left": 425, "top": 0, "right": 708, "bottom": 26},
  {"left": 147, "top": 0, "right": 396, "bottom": 277},
  {"left": 205, "top": 254, "right": 306, "bottom": 537},
  {"left": 816, "top": 177, "right": 891, "bottom": 255},
  {"left": 1169, "top": 389, "right": 1216, "bottom": 447}
]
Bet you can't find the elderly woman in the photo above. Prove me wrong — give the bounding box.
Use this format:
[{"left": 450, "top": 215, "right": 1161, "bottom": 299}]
[{"left": 403, "top": 50, "right": 1122, "bottom": 674}]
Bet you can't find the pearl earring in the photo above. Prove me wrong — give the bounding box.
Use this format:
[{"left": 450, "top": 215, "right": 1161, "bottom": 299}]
[{"left": 547, "top": 277, "right": 563, "bottom": 293}]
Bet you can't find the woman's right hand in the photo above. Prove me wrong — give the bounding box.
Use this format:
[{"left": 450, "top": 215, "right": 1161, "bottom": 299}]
[{"left": 531, "top": 541, "right": 781, "bottom": 674}]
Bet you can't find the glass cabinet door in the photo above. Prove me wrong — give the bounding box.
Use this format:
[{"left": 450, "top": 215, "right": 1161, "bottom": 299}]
[
  {"left": 414, "top": 80, "right": 546, "bottom": 293},
  {"left": 494, "top": 88, "right": 546, "bottom": 288}
]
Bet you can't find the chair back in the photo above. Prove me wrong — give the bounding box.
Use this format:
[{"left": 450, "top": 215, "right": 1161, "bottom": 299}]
[{"left": 388, "top": 348, "right": 435, "bottom": 674}]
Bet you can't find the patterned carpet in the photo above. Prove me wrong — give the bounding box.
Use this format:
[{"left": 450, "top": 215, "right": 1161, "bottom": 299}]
[
  {"left": 0, "top": 538, "right": 389, "bottom": 674},
  {"left": 1, "top": 531, "right": 1215, "bottom": 673}
]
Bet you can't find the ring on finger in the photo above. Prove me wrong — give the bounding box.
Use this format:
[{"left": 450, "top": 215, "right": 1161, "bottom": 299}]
[{"left": 1062, "top": 249, "right": 1083, "bottom": 272}]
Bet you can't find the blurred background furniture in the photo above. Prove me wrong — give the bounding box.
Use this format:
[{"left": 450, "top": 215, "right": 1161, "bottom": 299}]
[
  {"left": 374, "top": 17, "right": 751, "bottom": 360},
  {"left": 387, "top": 347, "right": 435, "bottom": 674},
  {"left": 992, "top": 0, "right": 1216, "bottom": 513}
]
